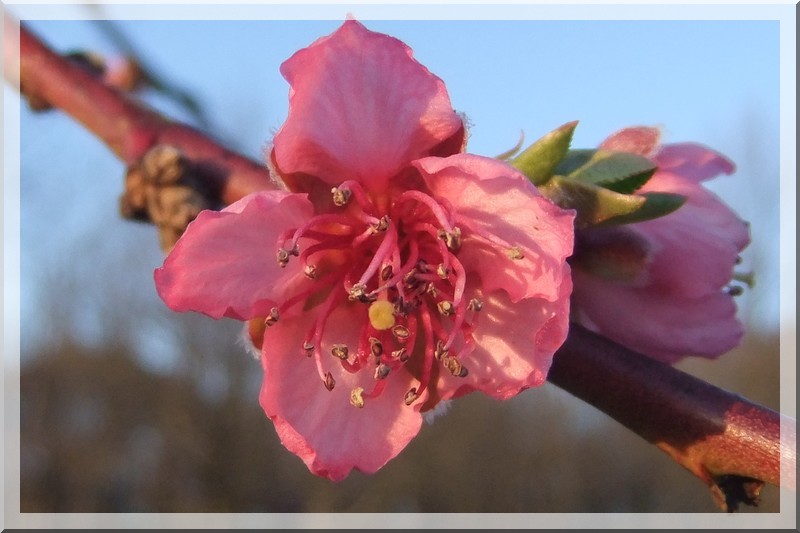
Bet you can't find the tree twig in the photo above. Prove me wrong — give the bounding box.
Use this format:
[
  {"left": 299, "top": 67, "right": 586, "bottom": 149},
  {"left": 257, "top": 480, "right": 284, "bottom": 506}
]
[
  {"left": 548, "top": 323, "right": 795, "bottom": 511},
  {"left": 7, "top": 13, "right": 273, "bottom": 206},
  {"left": 6, "top": 14, "right": 795, "bottom": 512}
]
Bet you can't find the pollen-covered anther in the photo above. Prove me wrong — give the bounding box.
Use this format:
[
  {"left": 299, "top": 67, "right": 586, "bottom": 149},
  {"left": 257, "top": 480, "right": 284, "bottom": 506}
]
[
  {"left": 350, "top": 387, "right": 365, "bottom": 408},
  {"left": 374, "top": 363, "right": 391, "bottom": 380},
  {"left": 369, "top": 337, "right": 384, "bottom": 359},
  {"left": 348, "top": 283, "right": 368, "bottom": 301},
  {"left": 323, "top": 372, "right": 336, "bottom": 391},
  {"left": 438, "top": 227, "right": 462, "bottom": 252},
  {"left": 391, "top": 324, "right": 411, "bottom": 342},
  {"left": 302, "top": 342, "right": 314, "bottom": 358},
  {"left": 403, "top": 267, "right": 418, "bottom": 285},
  {"left": 436, "top": 263, "right": 449, "bottom": 279},
  {"left": 467, "top": 298, "right": 483, "bottom": 312},
  {"left": 434, "top": 340, "right": 448, "bottom": 361},
  {"left": 380, "top": 264, "right": 393, "bottom": 281},
  {"left": 506, "top": 246, "right": 525, "bottom": 260},
  {"left": 404, "top": 387, "right": 419, "bottom": 406},
  {"left": 303, "top": 264, "right": 317, "bottom": 279},
  {"left": 437, "top": 300, "right": 455, "bottom": 317},
  {"left": 426, "top": 283, "right": 438, "bottom": 297},
  {"left": 442, "top": 355, "right": 469, "bottom": 378},
  {"left": 264, "top": 307, "right": 280, "bottom": 327},
  {"left": 331, "top": 344, "right": 349, "bottom": 360},
  {"left": 369, "top": 215, "right": 390, "bottom": 234},
  {"left": 331, "top": 186, "right": 351, "bottom": 206},
  {"left": 392, "top": 348, "right": 409, "bottom": 362},
  {"left": 276, "top": 248, "right": 291, "bottom": 267}
]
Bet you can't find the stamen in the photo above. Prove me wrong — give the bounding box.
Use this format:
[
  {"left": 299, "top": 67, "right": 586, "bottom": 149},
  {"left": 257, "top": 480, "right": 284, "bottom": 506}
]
[
  {"left": 436, "top": 263, "right": 449, "bottom": 279},
  {"left": 426, "top": 283, "right": 438, "bottom": 298},
  {"left": 370, "top": 215, "right": 390, "bottom": 233},
  {"left": 323, "top": 372, "right": 336, "bottom": 391},
  {"left": 434, "top": 339, "right": 448, "bottom": 361},
  {"left": 348, "top": 283, "right": 368, "bottom": 302},
  {"left": 369, "top": 337, "right": 384, "bottom": 360},
  {"left": 337, "top": 179, "right": 377, "bottom": 213},
  {"left": 449, "top": 255, "right": 467, "bottom": 306},
  {"left": 356, "top": 222, "right": 397, "bottom": 287},
  {"left": 303, "top": 342, "right": 314, "bottom": 358},
  {"left": 374, "top": 363, "right": 391, "bottom": 380},
  {"left": 392, "top": 348, "right": 409, "bottom": 362},
  {"left": 331, "top": 186, "right": 351, "bottom": 206},
  {"left": 438, "top": 227, "right": 462, "bottom": 252},
  {"left": 506, "top": 246, "right": 525, "bottom": 260},
  {"left": 276, "top": 246, "right": 298, "bottom": 268},
  {"left": 467, "top": 298, "right": 483, "bottom": 312},
  {"left": 404, "top": 387, "right": 419, "bottom": 406},
  {"left": 442, "top": 354, "right": 469, "bottom": 377},
  {"left": 303, "top": 264, "right": 318, "bottom": 279},
  {"left": 397, "top": 190, "right": 456, "bottom": 230},
  {"left": 392, "top": 324, "right": 411, "bottom": 342},
  {"left": 331, "top": 344, "right": 349, "bottom": 360},
  {"left": 437, "top": 300, "right": 455, "bottom": 317},
  {"left": 264, "top": 307, "right": 280, "bottom": 327},
  {"left": 380, "top": 264, "right": 393, "bottom": 281},
  {"left": 350, "top": 387, "right": 365, "bottom": 408}
]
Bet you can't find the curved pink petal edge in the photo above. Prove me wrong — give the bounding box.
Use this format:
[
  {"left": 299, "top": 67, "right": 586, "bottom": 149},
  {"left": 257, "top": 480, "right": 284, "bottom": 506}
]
[
  {"left": 571, "top": 269, "right": 744, "bottom": 364},
  {"left": 600, "top": 126, "right": 661, "bottom": 157},
  {"left": 636, "top": 171, "right": 751, "bottom": 298},
  {"left": 435, "top": 270, "right": 573, "bottom": 401},
  {"left": 654, "top": 142, "right": 736, "bottom": 183},
  {"left": 414, "top": 153, "right": 576, "bottom": 304},
  {"left": 272, "top": 19, "right": 464, "bottom": 193},
  {"left": 259, "top": 304, "right": 425, "bottom": 481},
  {"left": 154, "top": 190, "right": 315, "bottom": 321}
]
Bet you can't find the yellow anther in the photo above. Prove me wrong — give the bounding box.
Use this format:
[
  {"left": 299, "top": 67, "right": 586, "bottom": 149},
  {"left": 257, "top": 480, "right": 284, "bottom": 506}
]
[{"left": 350, "top": 387, "right": 365, "bottom": 408}]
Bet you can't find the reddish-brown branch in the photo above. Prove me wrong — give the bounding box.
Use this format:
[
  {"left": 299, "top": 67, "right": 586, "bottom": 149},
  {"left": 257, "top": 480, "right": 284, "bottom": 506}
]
[
  {"left": 8, "top": 14, "right": 273, "bottom": 205},
  {"left": 549, "top": 324, "right": 795, "bottom": 509},
  {"left": 6, "top": 14, "right": 795, "bottom": 511}
]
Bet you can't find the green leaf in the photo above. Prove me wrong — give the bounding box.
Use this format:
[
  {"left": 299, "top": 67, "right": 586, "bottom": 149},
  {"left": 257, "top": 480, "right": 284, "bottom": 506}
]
[
  {"left": 540, "top": 176, "right": 687, "bottom": 228},
  {"left": 510, "top": 121, "right": 578, "bottom": 185},
  {"left": 596, "top": 192, "right": 687, "bottom": 227},
  {"left": 555, "top": 149, "right": 658, "bottom": 193}
]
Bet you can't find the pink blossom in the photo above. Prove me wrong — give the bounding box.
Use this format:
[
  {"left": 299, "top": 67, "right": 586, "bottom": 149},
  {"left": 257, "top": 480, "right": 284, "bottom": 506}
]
[
  {"left": 570, "top": 126, "right": 750, "bottom": 363},
  {"left": 154, "top": 20, "right": 575, "bottom": 481}
]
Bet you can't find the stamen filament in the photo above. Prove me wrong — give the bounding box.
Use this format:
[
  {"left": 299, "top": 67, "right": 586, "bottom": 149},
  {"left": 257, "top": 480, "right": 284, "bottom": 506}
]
[{"left": 397, "top": 190, "right": 455, "bottom": 230}]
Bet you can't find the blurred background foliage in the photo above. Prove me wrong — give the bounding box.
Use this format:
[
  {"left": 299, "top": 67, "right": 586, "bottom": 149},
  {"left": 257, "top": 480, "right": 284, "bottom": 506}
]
[{"left": 14, "top": 15, "right": 788, "bottom": 514}]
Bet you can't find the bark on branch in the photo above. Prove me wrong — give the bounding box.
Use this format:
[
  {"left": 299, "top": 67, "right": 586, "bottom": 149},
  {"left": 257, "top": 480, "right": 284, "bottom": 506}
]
[{"left": 6, "top": 14, "right": 795, "bottom": 512}]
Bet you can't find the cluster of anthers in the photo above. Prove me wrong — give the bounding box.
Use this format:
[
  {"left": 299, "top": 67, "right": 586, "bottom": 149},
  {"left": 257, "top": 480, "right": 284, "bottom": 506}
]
[{"left": 265, "top": 180, "right": 510, "bottom": 410}]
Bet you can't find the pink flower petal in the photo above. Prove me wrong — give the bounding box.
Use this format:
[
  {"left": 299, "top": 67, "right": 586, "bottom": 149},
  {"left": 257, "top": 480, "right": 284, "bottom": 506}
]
[
  {"left": 653, "top": 142, "right": 735, "bottom": 183},
  {"left": 259, "top": 303, "right": 424, "bottom": 481},
  {"left": 414, "top": 154, "right": 575, "bottom": 303},
  {"left": 272, "top": 19, "right": 463, "bottom": 193},
  {"left": 155, "top": 190, "right": 315, "bottom": 320},
  {"left": 571, "top": 269, "right": 744, "bottom": 363},
  {"left": 636, "top": 172, "right": 750, "bottom": 298},
  {"left": 599, "top": 126, "right": 661, "bottom": 157},
  {"left": 434, "top": 270, "right": 572, "bottom": 401}
]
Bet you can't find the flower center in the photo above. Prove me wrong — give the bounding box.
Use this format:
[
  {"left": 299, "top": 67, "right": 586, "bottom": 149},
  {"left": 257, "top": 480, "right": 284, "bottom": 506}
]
[{"left": 272, "top": 180, "right": 482, "bottom": 409}]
